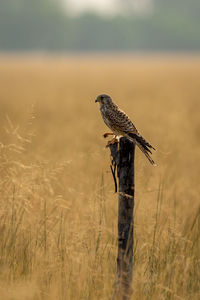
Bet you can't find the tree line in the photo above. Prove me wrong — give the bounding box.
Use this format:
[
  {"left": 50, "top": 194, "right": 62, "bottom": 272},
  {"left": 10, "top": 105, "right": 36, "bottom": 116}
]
[{"left": 0, "top": 0, "right": 199, "bottom": 52}]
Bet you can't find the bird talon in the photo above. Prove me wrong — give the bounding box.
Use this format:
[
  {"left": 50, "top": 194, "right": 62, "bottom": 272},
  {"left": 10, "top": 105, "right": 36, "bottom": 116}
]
[
  {"left": 106, "top": 138, "right": 118, "bottom": 148},
  {"left": 103, "top": 132, "right": 113, "bottom": 138}
]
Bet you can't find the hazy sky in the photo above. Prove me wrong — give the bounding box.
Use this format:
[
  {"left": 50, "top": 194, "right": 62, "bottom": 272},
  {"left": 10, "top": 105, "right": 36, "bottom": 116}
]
[
  {"left": 65, "top": 0, "right": 119, "bottom": 15},
  {"left": 65, "top": 0, "right": 153, "bottom": 15}
]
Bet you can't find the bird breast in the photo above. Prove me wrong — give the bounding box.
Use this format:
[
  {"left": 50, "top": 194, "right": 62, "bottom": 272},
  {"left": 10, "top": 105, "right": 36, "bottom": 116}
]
[{"left": 100, "top": 105, "right": 112, "bottom": 128}]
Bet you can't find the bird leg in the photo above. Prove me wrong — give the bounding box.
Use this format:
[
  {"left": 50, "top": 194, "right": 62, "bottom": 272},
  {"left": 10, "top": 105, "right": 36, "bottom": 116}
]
[
  {"left": 103, "top": 133, "right": 119, "bottom": 147},
  {"left": 106, "top": 136, "right": 119, "bottom": 148},
  {"left": 103, "top": 132, "right": 114, "bottom": 138}
]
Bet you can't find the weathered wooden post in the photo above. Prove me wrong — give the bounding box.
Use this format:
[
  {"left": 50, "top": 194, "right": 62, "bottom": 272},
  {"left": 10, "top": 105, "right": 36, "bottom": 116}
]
[{"left": 109, "top": 137, "right": 135, "bottom": 300}]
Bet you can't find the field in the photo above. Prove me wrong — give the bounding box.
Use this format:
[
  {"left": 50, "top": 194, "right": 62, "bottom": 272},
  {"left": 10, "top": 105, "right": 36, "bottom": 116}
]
[{"left": 0, "top": 56, "right": 199, "bottom": 300}]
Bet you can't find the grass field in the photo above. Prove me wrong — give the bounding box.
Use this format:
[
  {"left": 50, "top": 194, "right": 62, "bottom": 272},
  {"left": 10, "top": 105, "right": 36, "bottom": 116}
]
[{"left": 0, "top": 56, "right": 199, "bottom": 300}]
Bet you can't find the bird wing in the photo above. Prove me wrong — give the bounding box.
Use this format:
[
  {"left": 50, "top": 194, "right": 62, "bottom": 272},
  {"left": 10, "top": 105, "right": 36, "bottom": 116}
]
[{"left": 105, "top": 108, "right": 138, "bottom": 134}]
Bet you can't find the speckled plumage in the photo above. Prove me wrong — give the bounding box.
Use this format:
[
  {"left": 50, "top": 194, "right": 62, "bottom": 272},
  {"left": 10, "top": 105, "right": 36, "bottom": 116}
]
[{"left": 95, "top": 94, "right": 156, "bottom": 165}]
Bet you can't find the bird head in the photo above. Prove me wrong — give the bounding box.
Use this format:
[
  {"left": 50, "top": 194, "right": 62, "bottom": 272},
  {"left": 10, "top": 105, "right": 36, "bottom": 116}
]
[{"left": 95, "top": 94, "right": 112, "bottom": 105}]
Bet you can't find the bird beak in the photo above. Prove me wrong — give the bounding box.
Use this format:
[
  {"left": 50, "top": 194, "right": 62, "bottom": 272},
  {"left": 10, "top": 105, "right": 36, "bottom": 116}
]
[{"left": 95, "top": 98, "right": 98, "bottom": 103}]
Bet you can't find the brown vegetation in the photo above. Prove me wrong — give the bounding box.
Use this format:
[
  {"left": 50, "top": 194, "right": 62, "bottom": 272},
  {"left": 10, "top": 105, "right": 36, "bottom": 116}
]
[{"left": 0, "top": 56, "right": 199, "bottom": 299}]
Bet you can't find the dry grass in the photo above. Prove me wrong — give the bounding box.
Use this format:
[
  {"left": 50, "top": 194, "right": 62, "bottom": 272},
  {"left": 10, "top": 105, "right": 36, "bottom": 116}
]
[{"left": 0, "top": 55, "right": 199, "bottom": 300}]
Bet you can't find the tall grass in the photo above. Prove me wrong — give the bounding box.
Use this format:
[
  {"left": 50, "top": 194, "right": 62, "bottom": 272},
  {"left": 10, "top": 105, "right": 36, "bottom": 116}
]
[{"left": 0, "top": 56, "right": 199, "bottom": 299}]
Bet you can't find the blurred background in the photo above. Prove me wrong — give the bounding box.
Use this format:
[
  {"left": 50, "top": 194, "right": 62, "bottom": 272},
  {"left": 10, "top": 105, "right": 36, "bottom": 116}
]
[
  {"left": 0, "top": 0, "right": 200, "bottom": 52},
  {"left": 0, "top": 1, "right": 200, "bottom": 300}
]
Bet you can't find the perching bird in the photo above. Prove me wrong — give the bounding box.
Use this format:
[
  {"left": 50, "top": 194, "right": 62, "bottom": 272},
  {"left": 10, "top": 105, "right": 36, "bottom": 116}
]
[{"left": 95, "top": 94, "right": 156, "bottom": 165}]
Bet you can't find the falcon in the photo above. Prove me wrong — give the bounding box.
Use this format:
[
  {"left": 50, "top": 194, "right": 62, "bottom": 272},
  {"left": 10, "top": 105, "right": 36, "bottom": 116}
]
[{"left": 95, "top": 94, "right": 156, "bottom": 165}]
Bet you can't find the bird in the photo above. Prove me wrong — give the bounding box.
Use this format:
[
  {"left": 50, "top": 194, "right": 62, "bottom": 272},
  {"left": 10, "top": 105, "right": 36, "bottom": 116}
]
[{"left": 95, "top": 94, "right": 156, "bottom": 165}]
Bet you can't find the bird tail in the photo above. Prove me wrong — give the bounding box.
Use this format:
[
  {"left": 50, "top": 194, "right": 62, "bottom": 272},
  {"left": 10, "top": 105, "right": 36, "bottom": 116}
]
[{"left": 127, "top": 133, "right": 156, "bottom": 166}]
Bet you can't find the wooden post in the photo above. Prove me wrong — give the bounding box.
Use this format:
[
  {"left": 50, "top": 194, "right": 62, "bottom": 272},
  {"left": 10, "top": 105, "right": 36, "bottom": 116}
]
[{"left": 109, "top": 137, "right": 135, "bottom": 300}]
